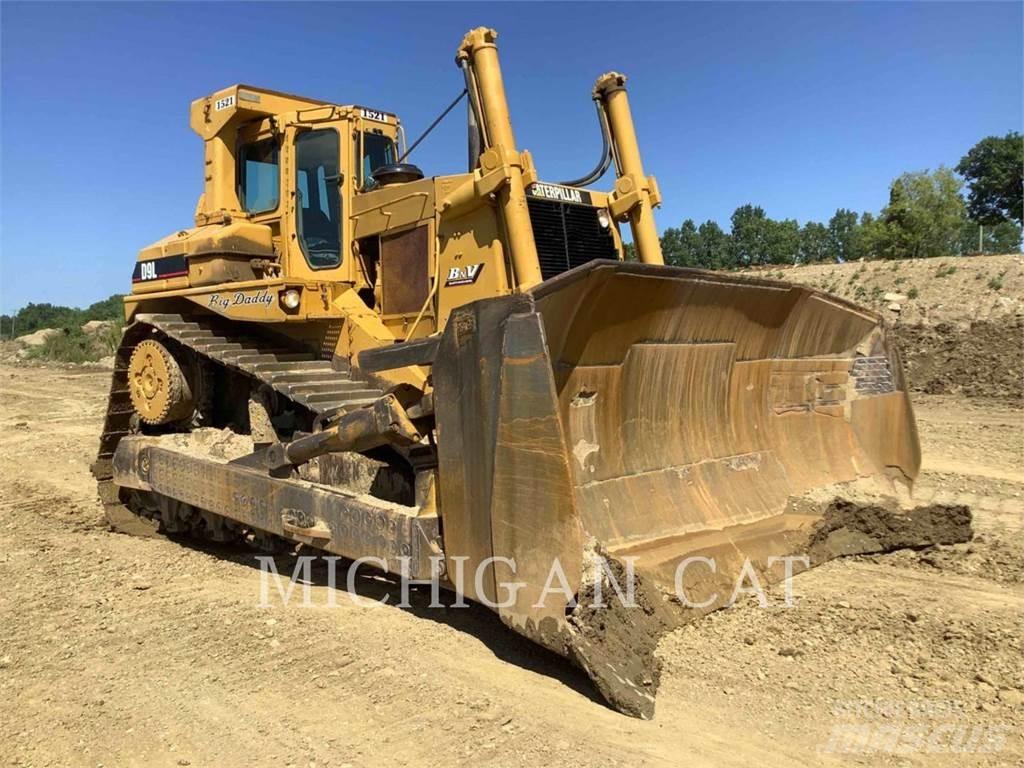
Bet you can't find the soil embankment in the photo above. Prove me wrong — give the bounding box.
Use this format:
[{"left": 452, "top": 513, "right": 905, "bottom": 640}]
[{"left": 741, "top": 253, "right": 1023, "bottom": 398}]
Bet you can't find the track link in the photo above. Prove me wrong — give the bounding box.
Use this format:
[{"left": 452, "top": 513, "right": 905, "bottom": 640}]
[{"left": 91, "top": 313, "right": 385, "bottom": 534}]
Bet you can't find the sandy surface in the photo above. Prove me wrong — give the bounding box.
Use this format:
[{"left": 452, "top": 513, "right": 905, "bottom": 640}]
[{"left": 0, "top": 364, "right": 1022, "bottom": 767}]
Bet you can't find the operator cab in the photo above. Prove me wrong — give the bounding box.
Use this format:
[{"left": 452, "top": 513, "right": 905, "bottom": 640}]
[{"left": 178, "top": 86, "right": 409, "bottom": 287}]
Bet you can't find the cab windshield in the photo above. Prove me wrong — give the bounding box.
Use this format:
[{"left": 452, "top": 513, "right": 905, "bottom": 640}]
[{"left": 359, "top": 132, "right": 397, "bottom": 190}]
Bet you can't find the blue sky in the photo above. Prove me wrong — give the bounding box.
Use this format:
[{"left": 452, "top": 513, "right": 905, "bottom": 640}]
[{"left": 1, "top": 1, "right": 1021, "bottom": 309}]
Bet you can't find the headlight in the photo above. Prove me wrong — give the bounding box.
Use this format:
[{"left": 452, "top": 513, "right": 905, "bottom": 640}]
[
  {"left": 281, "top": 289, "right": 301, "bottom": 310},
  {"left": 596, "top": 210, "right": 611, "bottom": 229}
]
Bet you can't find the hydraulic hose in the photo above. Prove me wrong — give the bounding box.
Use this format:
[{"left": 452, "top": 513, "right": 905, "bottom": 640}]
[{"left": 558, "top": 99, "right": 614, "bottom": 188}]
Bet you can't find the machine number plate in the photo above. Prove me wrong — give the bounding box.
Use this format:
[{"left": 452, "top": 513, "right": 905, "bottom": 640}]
[
  {"left": 360, "top": 107, "right": 387, "bottom": 122},
  {"left": 215, "top": 95, "right": 235, "bottom": 111}
]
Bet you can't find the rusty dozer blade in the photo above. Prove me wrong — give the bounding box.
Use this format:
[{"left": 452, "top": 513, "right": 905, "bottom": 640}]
[{"left": 431, "top": 260, "right": 968, "bottom": 719}]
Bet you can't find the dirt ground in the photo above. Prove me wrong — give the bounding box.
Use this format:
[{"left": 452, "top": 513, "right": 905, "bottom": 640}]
[{"left": 0, "top": 358, "right": 1021, "bottom": 767}]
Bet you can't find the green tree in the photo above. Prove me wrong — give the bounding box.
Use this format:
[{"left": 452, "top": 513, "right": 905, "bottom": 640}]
[
  {"left": 956, "top": 132, "right": 1023, "bottom": 226},
  {"left": 84, "top": 294, "right": 126, "bottom": 321},
  {"left": 989, "top": 221, "right": 1023, "bottom": 253},
  {"left": 799, "top": 222, "right": 830, "bottom": 263},
  {"left": 7, "top": 302, "right": 81, "bottom": 335},
  {"left": 729, "top": 206, "right": 802, "bottom": 265},
  {"left": 959, "top": 220, "right": 1023, "bottom": 255},
  {"left": 696, "top": 220, "right": 733, "bottom": 269},
  {"left": 730, "top": 205, "right": 772, "bottom": 266},
  {"left": 660, "top": 227, "right": 681, "bottom": 265},
  {"left": 859, "top": 212, "right": 890, "bottom": 260},
  {"left": 661, "top": 219, "right": 702, "bottom": 267},
  {"left": 767, "top": 218, "right": 801, "bottom": 264},
  {"left": 826, "top": 209, "right": 862, "bottom": 262},
  {"left": 880, "top": 167, "right": 966, "bottom": 258}
]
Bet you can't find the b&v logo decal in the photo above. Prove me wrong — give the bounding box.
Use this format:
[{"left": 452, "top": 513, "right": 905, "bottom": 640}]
[{"left": 445, "top": 263, "right": 484, "bottom": 287}]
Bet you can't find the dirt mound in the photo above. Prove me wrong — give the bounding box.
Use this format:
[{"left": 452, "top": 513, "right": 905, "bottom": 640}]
[
  {"left": 808, "top": 499, "right": 972, "bottom": 561},
  {"left": 895, "top": 319, "right": 1024, "bottom": 399},
  {"left": 81, "top": 319, "right": 116, "bottom": 335},
  {"left": 741, "top": 254, "right": 1024, "bottom": 399},
  {"left": 16, "top": 328, "right": 60, "bottom": 347},
  {"left": 742, "top": 253, "right": 1022, "bottom": 324}
]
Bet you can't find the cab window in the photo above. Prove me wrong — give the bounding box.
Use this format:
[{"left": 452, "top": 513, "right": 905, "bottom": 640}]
[
  {"left": 238, "top": 139, "right": 279, "bottom": 213},
  {"left": 295, "top": 130, "right": 341, "bottom": 269},
  {"left": 358, "top": 132, "right": 397, "bottom": 190}
]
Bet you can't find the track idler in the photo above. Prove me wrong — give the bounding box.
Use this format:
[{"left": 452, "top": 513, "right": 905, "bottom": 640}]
[{"left": 127, "top": 338, "right": 198, "bottom": 425}]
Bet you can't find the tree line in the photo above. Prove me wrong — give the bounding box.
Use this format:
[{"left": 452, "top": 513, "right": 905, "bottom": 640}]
[
  {"left": 0, "top": 294, "right": 123, "bottom": 339},
  {"left": 651, "top": 131, "right": 1022, "bottom": 268}
]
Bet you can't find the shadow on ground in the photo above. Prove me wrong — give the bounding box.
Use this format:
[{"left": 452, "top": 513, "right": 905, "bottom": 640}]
[{"left": 172, "top": 535, "right": 607, "bottom": 708}]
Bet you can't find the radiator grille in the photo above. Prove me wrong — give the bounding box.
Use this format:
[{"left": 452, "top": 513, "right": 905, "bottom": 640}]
[{"left": 527, "top": 197, "right": 617, "bottom": 281}]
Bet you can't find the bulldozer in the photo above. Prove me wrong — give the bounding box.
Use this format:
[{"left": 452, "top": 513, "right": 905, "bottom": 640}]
[{"left": 94, "top": 27, "right": 931, "bottom": 718}]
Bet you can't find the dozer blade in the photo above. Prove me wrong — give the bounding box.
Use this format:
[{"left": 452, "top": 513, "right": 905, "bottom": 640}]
[{"left": 432, "top": 260, "right": 967, "bottom": 718}]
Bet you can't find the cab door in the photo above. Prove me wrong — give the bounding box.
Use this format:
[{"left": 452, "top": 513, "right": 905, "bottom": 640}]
[{"left": 284, "top": 123, "right": 353, "bottom": 284}]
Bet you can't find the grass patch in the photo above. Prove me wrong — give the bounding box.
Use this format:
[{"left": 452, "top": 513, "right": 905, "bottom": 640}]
[
  {"left": 26, "top": 323, "right": 122, "bottom": 364},
  {"left": 934, "top": 264, "right": 957, "bottom": 278},
  {"left": 907, "top": 287, "right": 920, "bottom": 299},
  {"left": 94, "top": 322, "right": 123, "bottom": 356}
]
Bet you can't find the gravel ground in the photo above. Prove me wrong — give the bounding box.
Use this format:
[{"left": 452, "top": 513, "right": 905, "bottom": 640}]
[{"left": 1, "top": 364, "right": 1021, "bottom": 766}]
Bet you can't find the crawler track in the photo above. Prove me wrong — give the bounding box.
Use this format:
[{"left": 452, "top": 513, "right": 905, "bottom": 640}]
[{"left": 91, "top": 313, "right": 385, "bottom": 534}]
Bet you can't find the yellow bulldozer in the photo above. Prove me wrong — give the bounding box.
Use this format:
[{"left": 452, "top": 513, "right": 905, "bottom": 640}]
[{"left": 94, "top": 28, "right": 936, "bottom": 718}]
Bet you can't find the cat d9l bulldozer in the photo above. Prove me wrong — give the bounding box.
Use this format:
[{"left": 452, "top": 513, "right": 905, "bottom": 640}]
[{"left": 95, "top": 28, "right": 922, "bottom": 718}]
